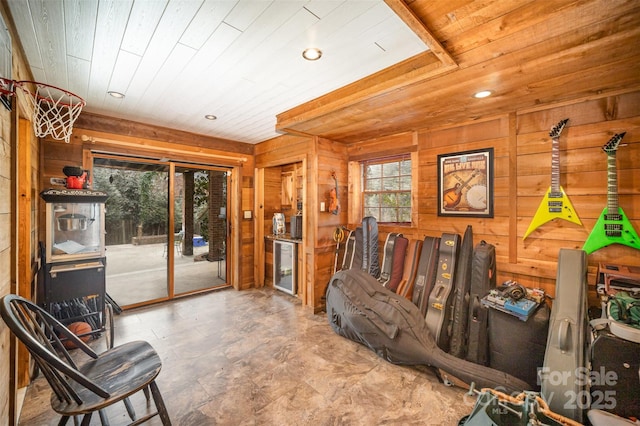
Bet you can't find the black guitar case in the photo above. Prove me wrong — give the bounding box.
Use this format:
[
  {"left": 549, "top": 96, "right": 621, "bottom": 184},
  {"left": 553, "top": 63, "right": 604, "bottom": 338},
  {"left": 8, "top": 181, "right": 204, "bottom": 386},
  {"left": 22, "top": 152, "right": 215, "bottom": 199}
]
[
  {"left": 466, "top": 240, "right": 496, "bottom": 366},
  {"left": 326, "top": 269, "right": 530, "bottom": 394},
  {"left": 488, "top": 303, "right": 550, "bottom": 390},
  {"left": 449, "top": 225, "right": 473, "bottom": 359},
  {"left": 412, "top": 236, "right": 440, "bottom": 317},
  {"left": 361, "top": 216, "right": 380, "bottom": 279},
  {"left": 425, "top": 232, "right": 461, "bottom": 352},
  {"left": 379, "top": 233, "right": 402, "bottom": 286}
]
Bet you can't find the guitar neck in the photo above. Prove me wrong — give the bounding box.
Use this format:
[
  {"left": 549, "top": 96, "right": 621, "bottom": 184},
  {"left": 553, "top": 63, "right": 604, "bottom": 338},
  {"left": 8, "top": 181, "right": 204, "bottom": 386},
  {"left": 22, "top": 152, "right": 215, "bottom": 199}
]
[
  {"left": 550, "top": 137, "right": 561, "bottom": 194},
  {"left": 606, "top": 154, "right": 619, "bottom": 216}
]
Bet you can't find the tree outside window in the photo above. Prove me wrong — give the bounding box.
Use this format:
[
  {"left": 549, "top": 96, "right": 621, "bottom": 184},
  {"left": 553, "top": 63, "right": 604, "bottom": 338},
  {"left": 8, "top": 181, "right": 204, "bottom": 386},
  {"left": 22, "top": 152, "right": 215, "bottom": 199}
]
[{"left": 362, "top": 156, "right": 411, "bottom": 224}]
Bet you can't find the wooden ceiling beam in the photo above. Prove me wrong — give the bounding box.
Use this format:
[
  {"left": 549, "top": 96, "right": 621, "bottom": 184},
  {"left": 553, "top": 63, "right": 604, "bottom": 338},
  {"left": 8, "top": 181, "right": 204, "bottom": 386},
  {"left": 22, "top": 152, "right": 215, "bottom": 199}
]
[{"left": 384, "top": 0, "right": 457, "bottom": 67}]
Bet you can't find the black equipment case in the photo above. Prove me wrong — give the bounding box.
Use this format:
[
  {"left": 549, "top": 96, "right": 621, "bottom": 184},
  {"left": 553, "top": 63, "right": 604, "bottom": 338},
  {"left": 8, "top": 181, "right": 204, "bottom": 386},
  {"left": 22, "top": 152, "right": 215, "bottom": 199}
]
[
  {"left": 466, "top": 240, "right": 496, "bottom": 366},
  {"left": 488, "top": 303, "right": 550, "bottom": 390},
  {"left": 589, "top": 326, "right": 640, "bottom": 419}
]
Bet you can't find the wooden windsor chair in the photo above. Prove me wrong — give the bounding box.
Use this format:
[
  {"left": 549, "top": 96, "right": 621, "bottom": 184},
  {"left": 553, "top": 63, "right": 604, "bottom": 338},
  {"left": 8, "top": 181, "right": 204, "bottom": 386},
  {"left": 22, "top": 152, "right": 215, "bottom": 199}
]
[{"left": 0, "top": 294, "right": 171, "bottom": 426}]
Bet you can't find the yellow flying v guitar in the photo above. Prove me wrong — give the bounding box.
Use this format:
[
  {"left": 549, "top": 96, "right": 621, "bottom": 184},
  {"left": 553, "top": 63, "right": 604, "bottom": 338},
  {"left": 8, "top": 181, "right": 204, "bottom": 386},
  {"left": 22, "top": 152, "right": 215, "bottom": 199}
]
[
  {"left": 523, "top": 118, "right": 582, "bottom": 239},
  {"left": 583, "top": 132, "right": 640, "bottom": 254}
]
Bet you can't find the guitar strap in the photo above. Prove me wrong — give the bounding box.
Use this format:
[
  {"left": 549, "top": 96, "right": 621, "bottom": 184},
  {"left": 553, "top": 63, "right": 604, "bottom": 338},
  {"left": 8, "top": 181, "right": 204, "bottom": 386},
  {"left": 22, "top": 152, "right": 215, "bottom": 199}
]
[{"left": 425, "top": 232, "right": 461, "bottom": 352}]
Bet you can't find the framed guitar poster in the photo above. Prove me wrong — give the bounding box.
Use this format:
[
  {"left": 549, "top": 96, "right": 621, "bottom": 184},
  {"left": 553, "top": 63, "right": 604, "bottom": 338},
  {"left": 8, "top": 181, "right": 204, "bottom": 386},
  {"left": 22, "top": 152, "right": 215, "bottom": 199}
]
[{"left": 437, "top": 148, "right": 493, "bottom": 217}]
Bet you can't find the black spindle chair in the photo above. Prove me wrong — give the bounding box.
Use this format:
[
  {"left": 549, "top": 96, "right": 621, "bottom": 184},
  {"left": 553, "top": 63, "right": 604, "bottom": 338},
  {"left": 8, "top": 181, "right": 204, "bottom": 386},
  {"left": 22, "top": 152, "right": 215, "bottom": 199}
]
[{"left": 0, "top": 294, "right": 171, "bottom": 426}]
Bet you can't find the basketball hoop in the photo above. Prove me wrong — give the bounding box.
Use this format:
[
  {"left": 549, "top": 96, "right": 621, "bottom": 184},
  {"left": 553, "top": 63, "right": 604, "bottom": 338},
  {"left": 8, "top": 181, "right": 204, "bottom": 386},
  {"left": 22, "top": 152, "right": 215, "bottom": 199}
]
[
  {"left": 0, "top": 77, "right": 14, "bottom": 97},
  {"left": 14, "top": 80, "right": 86, "bottom": 143}
]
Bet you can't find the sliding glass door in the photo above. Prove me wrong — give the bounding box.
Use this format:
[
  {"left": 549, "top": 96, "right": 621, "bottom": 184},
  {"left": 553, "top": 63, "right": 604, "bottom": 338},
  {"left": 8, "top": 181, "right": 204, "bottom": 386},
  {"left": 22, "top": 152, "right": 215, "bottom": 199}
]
[
  {"left": 173, "top": 165, "right": 228, "bottom": 295},
  {"left": 93, "top": 156, "right": 229, "bottom": 309}
]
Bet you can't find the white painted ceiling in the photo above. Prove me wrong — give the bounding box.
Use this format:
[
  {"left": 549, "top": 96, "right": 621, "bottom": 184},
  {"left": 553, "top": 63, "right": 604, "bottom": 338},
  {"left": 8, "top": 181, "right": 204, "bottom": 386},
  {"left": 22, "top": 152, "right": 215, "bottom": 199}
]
[{"left": 6, "top": 0, "right": 427, "bottom": 144}]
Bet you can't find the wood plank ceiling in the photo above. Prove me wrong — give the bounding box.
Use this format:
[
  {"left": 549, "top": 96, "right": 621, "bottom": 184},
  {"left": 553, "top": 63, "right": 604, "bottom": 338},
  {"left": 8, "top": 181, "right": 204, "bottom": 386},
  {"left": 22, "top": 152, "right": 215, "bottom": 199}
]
[
  {"left": 5, "top": 0, "right": 427, "bottom": 144},
  {"left": 6, "top": 0, "right": 640, "bottom": 145},
  {"left": 278, "top": 0, "right": 640, "bottom": 143}
]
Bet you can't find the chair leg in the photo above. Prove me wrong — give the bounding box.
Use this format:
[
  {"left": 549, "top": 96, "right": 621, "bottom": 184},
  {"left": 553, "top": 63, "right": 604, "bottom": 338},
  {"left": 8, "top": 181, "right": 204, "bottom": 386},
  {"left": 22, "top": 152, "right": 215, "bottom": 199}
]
[
  {"left": 143, "top": 385, "right": 150, "bottom": 401},
  {"left": 57, "top": 416, "right": 70, "bottom": 426},
  {"left": 150, "top": 381, "right": 172, "bottom": 425},
  {"left": 124, "top": 397, "right": 137, "bottom": 420},
  {"left": 98, "top": 409, "right": 110, "bottom": 426},
  {"left": 80, "top": 413, "right": 93, "bottom": 426}
]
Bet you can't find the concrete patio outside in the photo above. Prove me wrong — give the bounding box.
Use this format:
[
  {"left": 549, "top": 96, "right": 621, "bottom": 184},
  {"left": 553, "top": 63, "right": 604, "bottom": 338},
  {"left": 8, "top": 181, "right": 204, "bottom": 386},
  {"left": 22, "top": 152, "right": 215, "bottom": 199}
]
[{"left": 105, "top": 242, "right": 227, "bottom": 307}]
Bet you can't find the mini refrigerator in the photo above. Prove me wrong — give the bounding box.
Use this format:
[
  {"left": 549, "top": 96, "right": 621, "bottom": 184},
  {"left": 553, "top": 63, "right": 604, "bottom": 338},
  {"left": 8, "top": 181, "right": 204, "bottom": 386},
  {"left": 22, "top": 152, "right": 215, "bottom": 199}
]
[{"left": 273, "top": 240, "right": 296, "bottom": 295}]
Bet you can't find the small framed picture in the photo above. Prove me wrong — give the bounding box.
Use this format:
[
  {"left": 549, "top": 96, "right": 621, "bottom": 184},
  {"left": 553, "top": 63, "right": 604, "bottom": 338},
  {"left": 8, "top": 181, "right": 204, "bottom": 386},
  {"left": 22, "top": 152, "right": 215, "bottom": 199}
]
[{"left": 437, "top": 148, "right": 493, "bottom": 217}]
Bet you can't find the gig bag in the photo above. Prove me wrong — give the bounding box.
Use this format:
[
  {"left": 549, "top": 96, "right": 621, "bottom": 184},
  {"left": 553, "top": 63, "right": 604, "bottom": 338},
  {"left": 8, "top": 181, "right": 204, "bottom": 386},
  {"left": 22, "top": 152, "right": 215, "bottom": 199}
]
[{"left": 465, "top": 240, "right": 496, "bottom": 366}]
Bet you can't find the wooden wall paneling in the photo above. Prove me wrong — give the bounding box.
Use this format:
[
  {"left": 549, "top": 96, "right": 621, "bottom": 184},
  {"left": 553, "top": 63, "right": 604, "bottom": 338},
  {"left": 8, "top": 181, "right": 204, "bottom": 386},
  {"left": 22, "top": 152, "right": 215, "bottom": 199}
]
[
  {"left": 516, "top": 92, "right": 640, "bottom": 297},
  {"left": 347, "top": 131, "right": 416, "bottom": 161},
  {"left": 508, "top": 113, "right": 518, "bottom": 263},
  {"left": 41, "top": 138, "right": 83, "bottom": 187},
  {"left": 16, "top": 119, "right": 31, "bottom": 389},
  {"left": 254, "top": 167, "right": 265, "bottom": 287},
  {"left": 254, "top": 134, "right": 311, "bottom": 166},
  {"left": 310, "top": 138, "right": 348, "bottom": 311}
]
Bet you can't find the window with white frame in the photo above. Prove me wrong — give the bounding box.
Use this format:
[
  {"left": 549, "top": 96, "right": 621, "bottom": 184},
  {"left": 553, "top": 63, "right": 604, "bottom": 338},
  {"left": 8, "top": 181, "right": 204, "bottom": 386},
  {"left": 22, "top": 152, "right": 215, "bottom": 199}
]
[{"left": 361, "top": 155, "right": 412, "bottom": 224}]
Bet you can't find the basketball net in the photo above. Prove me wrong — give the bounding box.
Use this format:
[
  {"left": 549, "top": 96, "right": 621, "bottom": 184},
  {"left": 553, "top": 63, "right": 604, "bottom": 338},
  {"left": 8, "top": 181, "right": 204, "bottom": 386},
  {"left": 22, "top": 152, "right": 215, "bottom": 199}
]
[{"left": 14, "top": 80, "right": 86, "bottom": 143}]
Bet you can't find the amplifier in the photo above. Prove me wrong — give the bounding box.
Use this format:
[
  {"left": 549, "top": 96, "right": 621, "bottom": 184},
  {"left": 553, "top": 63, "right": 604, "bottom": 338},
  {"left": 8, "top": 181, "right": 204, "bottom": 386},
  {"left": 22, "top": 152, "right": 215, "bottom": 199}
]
[
  {"left": 290, "top": 215, "right": 302, "bottom": 239},
  {"left": 597, "top": 263, "right": 640, "bottom": 295}
]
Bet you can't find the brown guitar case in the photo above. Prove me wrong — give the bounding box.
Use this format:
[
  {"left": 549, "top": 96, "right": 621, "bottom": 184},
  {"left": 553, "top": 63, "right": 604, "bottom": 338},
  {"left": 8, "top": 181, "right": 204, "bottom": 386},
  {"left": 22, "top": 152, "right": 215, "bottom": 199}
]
[
  {"left": 396, "top": 239, "right": 423, "bottom": 299},
  {"left": 386, "top": 236, "right": 408, "bottom": 293}
]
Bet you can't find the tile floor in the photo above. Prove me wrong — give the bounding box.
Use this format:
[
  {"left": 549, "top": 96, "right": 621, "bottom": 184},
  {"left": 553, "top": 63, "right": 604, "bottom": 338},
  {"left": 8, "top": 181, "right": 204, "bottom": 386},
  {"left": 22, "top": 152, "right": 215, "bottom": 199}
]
[{"left": 19, "top": 287, "right": 474, "bottom": 425}]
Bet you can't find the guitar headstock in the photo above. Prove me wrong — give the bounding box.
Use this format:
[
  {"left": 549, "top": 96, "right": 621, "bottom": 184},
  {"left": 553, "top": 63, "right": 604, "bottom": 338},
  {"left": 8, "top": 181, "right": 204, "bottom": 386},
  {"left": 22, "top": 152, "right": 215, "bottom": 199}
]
[
  {"left": 602, "top": 132, "right": 626, "bottom": 154},
  {"left": 549, "top": 118, "right": 569, "bottom": 138}
]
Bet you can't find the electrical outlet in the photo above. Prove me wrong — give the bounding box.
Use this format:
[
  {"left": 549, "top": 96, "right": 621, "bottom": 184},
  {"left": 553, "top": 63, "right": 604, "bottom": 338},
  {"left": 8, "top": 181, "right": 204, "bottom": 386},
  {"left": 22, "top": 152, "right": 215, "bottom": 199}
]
[
  {"left": 320, "top": 202, "right": 326, "bottom": 212},
  {"left": 243, "top": 210, "right": 252, "bottom": 219}
]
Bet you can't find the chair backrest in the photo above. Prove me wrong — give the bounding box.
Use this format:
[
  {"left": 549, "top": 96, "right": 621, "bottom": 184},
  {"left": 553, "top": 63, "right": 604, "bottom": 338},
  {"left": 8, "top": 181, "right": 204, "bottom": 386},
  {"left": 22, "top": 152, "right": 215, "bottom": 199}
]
[{"left": 0, "top": 294, "right": 110, "bottom": 404}]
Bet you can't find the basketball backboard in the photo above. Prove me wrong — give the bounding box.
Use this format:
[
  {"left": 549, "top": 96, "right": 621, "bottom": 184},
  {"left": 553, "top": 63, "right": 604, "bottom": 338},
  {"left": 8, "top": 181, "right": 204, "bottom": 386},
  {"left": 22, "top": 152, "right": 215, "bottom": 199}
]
[{"left": 0, "top": 13, "right": 12, "bottom": 110}]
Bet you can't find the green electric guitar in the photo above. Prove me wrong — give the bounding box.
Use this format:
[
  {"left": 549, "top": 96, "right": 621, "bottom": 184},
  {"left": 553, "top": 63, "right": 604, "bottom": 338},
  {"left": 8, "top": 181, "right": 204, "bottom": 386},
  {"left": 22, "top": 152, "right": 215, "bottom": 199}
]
[
  {"left": 524, "top": 118, "right": 582, "bottom": 239},
  {"left": 583, "top": 132, "right": 640, "bottom": 254}
]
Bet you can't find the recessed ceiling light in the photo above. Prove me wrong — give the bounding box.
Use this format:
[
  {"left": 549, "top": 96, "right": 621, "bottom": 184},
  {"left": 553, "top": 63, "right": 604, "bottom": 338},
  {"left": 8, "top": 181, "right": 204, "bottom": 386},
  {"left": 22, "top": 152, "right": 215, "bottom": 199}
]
[
  {"left": 204, "top": 114, "right": 217, "bottom": 120},
  {"left": 473, "top": 90, "right": 492, "bottom": 99},
  {"left": 302, "top": 48, "right": 322, "bottom": 61},
  {"left": 107, "top": 91, "right": 125, "bottom": 99}
]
